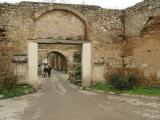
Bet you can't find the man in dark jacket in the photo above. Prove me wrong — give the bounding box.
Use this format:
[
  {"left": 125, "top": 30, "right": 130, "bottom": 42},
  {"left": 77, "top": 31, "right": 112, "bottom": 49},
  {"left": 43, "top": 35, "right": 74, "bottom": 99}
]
[{"left": 48, "top": 65, "right": 52, "bottom": 77}]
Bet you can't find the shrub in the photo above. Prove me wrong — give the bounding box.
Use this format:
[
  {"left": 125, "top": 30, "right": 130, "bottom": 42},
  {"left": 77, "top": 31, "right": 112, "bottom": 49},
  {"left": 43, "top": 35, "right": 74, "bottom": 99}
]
[
  {"left": 73, "top": 51, "right": 81, "bottom": 63},
  {"left": 0, "top": 75, "right": 18, "bottom": 91},
  {"left": 0, "top": 84, "right": 35, "bottom": 98},
  {"left": 108, "top": 71, "right": 139, "bottom": 90},
  {"left": 73, "top": 49, "right": 81, "bottom": 80},
  {"left": 0, "top": 76, "right": 5, "bottom": 90},
  {"left": 75, "top": 65, "right": 81, "bottom": 80}
]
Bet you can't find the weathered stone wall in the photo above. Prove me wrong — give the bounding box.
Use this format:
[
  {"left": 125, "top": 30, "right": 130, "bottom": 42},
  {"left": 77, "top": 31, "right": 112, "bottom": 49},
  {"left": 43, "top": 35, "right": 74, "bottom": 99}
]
[
  {"left": 0, "top": 1, "right": 124, "bottom": 84},
  {"left": 34, "top": 10, "right": 85, "bottom": 40},
  {"left": 124, "top": 0, "right": 160, "bottom": 86},
  {"left": 125, "top": 0, "right": 160, "bottom": 37},
  {"left": 1, "top": 0, "right": 160, "bottom": 86},
  {"left": 0, "top": 10, "right": 13, "bottom": 79}
]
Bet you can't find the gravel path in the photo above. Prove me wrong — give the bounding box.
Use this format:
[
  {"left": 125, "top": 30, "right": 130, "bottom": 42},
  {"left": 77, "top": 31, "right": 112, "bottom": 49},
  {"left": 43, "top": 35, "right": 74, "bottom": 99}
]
[{"left": 0, "top": 71, "right": 160, "bottom": 120}]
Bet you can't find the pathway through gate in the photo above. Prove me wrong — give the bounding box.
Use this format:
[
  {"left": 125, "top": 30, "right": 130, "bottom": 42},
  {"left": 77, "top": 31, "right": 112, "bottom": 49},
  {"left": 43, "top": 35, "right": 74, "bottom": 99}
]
[{"left": 19, "top": 71, "right": 160, "bottom": 120}]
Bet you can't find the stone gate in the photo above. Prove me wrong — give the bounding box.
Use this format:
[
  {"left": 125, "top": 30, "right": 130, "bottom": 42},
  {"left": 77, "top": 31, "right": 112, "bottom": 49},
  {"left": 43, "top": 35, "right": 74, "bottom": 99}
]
[{"left": 1, "top": 0, "right": 160, "bottom": 87}]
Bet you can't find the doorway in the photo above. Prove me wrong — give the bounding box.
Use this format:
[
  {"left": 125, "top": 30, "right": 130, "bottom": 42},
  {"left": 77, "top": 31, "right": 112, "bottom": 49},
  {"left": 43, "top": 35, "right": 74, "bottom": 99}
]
[{"left": 28, "top": 41, "right": 91, "bottom": 87}]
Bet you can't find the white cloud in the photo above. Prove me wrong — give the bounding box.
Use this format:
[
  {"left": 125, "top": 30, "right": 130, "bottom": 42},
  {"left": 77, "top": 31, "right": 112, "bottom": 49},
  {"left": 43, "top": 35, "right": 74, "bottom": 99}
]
[{"left": 0, "top": 0, "right": 144, "bottom": 9}]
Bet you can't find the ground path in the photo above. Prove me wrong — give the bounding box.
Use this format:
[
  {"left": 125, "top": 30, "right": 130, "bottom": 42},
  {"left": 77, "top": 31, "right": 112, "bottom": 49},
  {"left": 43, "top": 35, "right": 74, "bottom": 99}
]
[{"left": 0, "top": 71, "right": 160, "bottom": 120}]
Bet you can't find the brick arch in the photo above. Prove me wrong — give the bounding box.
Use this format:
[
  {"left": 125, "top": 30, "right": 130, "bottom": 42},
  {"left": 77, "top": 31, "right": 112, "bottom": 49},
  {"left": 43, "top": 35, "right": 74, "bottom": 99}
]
[
  {"left": 47, "top": 49, "right": 72, "bottom": 64},
  {"left": 39, "top": 50, "right": 69, "bottom": 63},
  {"left": 33, "top": 5, "right": 89, "bottom": 40},
  {"left": 48, "top": 50, "right": 68, "bottom": 72},
  {"left": 48, "top": 50, "right": 68, "bottom": 60}
]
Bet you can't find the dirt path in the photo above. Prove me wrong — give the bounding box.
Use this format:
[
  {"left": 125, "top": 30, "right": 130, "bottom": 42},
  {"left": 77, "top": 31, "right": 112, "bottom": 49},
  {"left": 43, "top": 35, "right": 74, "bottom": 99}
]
[{"left": 0, "top": 71, "right": 160, "bottom": 120}]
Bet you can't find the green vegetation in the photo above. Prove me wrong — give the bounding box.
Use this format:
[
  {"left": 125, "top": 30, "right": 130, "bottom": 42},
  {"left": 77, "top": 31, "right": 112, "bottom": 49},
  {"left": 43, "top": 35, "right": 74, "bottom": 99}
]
[
  {"left": 89, "top": 83, "right": 112, "bottom": 92},
  {"left": 89, "top": 83, "right": 160, "bottom": 96},
  {"left": 0, "top": 74, "right": 35, "bottom": 99},
  {"left": 92, "top": 68, "right": 160, "bottom": 96},
  {"left": 0, "top": 75, "right": 18, "bottom": 90},
  {"left": 0, "top": 84, "right": 35, "bottom": 99},
  {"left": 105, "top": 68, "right": 140, "bottom": 91},
  {"left": 126, "top": 87, "right": 160, "bottom": 96},
  {"left": 73, "top": 49, "right": 81, "bottom": 80},
  {"left": 108, "top": 73, "right": 138, "bottom": 90},
  {"left": 73, "top": 50, "right": 81, "bottom": 63},
  {"left": 75, "top": 64, "right": 81, "bottom": 80}
]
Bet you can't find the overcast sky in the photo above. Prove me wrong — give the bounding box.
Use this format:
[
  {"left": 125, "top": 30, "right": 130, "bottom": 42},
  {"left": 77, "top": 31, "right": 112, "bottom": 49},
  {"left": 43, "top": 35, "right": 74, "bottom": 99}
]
[{"left": 0, "top": 0, "right": 144, "bottom": 9}]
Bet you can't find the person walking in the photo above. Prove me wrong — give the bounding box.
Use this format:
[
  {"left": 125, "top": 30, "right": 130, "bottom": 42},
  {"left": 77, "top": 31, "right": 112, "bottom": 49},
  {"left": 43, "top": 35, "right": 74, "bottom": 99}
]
[
  {"left": 48, "top": 65, "right": 52, "bottom": 77},
  {"left": 41, "top": 64, "right": 45, "bottom": 78},
  {"left": 44, "top": 65, "right": 48, "bottom": 77}
]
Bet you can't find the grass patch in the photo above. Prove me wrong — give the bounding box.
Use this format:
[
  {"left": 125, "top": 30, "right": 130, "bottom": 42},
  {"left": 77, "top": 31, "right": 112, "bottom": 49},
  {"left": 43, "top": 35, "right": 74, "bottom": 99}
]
[
  {"left": 126, "top": 87, "right": 160, "bottom": 96},
  {"left": 89, "top": 83, "right": 112, "bottom": 92},
  {"left": 0, "top": 84, "right": 35, "bottom": 99},
  {"left": 89, "top": 83, "right": 160, "bottom": 96}
]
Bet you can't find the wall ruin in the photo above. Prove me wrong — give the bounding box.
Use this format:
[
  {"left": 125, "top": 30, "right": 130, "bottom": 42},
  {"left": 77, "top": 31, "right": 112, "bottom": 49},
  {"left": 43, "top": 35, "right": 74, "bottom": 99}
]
[{"left": 0, "top": 0, "right": 160, "bottom": 86}]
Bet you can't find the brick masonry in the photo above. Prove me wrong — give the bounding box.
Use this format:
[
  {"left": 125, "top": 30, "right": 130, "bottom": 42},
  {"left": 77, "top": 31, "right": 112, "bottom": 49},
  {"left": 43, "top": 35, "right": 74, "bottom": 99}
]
[{"left": 0, "top": 0, "right": 160, "bottom": 86}]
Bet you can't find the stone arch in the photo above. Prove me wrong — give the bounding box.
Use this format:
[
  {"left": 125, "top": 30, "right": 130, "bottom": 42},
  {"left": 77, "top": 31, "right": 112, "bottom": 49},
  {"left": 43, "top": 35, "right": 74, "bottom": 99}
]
[
  {"left": 38, "top": 49, "right": 69, "bottom": 64},
  {"left": 48, "top": 50, "right": 68, "bottom": 72},
  {"left": 48, "top": 50, "right": 69, "bottom": 64},
  {"left": 47, "top": 49, "right": 68, "bottom": 59},
  {"left": 32, "top": 5, "right": 89, "bottom": 40}
]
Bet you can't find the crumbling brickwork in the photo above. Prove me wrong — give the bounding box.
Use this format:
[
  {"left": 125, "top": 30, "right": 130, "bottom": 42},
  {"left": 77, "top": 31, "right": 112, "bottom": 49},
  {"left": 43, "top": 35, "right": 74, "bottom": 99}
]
[
  {"left": 0, "top": 16, "right": 13, "bottom": 79},
  {"left": 0, "top": 0, "right": 160, "bottom": 86},
  {"left": 123, "top": 0, "right": 160, "bottom": 86}
]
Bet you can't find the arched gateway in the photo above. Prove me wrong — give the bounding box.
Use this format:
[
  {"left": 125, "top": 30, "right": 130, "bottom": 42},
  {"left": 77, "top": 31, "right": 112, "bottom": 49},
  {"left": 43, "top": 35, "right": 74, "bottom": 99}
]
[{"left": 28, "top": 6, "right": 91, "bottom": 88}]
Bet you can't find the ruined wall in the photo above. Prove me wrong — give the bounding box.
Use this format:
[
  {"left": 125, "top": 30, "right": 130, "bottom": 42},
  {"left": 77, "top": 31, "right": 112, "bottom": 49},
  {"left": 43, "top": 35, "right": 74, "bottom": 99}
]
[
  {"left": 1, "top": 0, "right": 160, "bottom": 86},
  {"left": 91, "top": 9, "right": 124, "bottom": 82},
  {"left": 124, "top": 0, "right": 160, "bottom": 86},
  {"left": 0, "top": 1, "right": 124, "bottom": 84},
  {"left": 0, "top": 10, "right": 13, "bottom": 79}
]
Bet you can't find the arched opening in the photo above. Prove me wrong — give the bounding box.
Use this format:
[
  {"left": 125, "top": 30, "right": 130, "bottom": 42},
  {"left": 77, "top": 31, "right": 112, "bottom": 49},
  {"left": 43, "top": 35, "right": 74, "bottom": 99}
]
[
  {"left": 28, "top": 42, "right": 91, "bottom": 87},
  {"left": 38, "top": 50, "right": 68, "bottom": 77},
  {"left": 32, "top": 6, "right": 89, "bottom": 40},
  {"left": 33, "top": 10, "right": 86, "bottom": 41},
  {"left": 47, "top": 51, "right": 68, "bottom": 73},
  {"left": 28, "top": 6, "right": 91, "bottom": 87}
]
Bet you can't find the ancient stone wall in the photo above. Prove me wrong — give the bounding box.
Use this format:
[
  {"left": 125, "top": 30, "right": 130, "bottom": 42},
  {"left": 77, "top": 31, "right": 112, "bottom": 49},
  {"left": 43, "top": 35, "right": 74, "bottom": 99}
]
[
  {"left": 125, "top": 0, "right": 160, "bottom": 37},
  {"left": 0, "top": 10, "right": 13, "bottom": 79},
  {"left": 1, "top": 0, "right": 160, "bottom": 86},
  {"left": 124, "top": 0, "right": 160, "bottom": 86},
  {"left": 0, "top": 1, "right": 124, "bottom": 84}
]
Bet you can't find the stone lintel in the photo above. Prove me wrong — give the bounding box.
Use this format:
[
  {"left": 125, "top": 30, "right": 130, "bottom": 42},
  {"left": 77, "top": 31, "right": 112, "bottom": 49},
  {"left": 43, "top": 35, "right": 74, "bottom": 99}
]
[{"left": 36, "top": 40, "right": 91, "bottom": 45}]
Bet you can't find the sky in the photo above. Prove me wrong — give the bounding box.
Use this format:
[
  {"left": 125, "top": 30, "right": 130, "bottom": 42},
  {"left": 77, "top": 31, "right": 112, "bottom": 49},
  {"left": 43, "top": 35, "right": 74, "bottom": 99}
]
[{"left": 0, "top": 0, "right": 144, "bottom": 9}]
